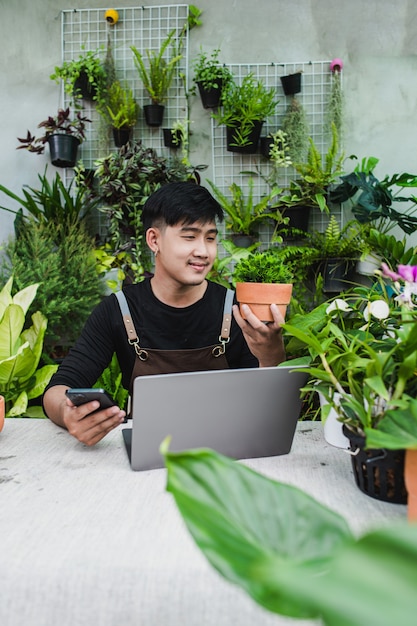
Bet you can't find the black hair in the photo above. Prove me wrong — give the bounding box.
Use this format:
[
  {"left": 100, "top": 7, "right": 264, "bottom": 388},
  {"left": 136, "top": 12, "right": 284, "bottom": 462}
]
[{"left": 142, "top": 182, "right": 224, "bottom": 232}]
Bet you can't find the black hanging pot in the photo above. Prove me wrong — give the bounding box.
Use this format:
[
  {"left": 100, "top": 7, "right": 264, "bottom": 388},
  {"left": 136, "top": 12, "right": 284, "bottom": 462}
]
[
  {"left": 163, "top": 128, "right": 182, "bottom": 148},
  {"left": 143, "top": 104, "right": 165, "bottom": 127},
  {"left": 230, "top": 233, "right": 257, "bottom": 248},
  {"left": 343, "top": 426, "right": 407, "bottom": 504},
  {"left": 278, "top": 205, "right": 311, "bottom": 240},
  {"left": 259, "top": 135, "right": 275, "bottom": 159},
  {"left": 73, "top": 71, "right": 96, "bottom": 101},
  {"left": 113, "top": 126, "right": 133, "bottom": 148},
  {"left": 47, "top": 134, "right": 80, "bottom": 168},
  {"left": 196, "top": 80, "right": 223, "bottom": 109},
  {"left": 280, "top": 72, "right": 302, "bottom": 96},
  {"left": 226, "top": 120, "right": 263, "bottom": 154},
  {"left": 322, "top": 258, "right": 355, "bottom": 293}
]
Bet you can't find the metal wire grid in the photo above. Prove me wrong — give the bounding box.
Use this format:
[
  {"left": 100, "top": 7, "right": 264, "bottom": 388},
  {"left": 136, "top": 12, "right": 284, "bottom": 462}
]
[
  {"left": 61, "top": 5, "right": 189, "bottom": 167},
  {"left": 211, "top": 61, "right": 343, "bottom": 241}
]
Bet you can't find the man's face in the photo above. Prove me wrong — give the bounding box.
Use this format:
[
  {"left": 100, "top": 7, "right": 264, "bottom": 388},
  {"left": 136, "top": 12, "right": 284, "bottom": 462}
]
[{"left": 152, "top": 220, "right": 218, "bottom": 287}]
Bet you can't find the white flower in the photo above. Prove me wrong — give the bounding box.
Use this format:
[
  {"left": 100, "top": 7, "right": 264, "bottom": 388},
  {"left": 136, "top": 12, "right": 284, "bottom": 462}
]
[
  {"left": 363, "top": 300, "right": 390, "bottom": 321},
  {"left": 326, "top": 299, "right": 352, "bottom": 315}
]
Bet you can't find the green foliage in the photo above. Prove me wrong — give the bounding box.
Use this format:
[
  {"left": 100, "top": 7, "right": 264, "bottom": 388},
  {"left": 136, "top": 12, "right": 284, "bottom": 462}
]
[
  {"left": 131, "top": 30, "right": 183, "bottom": 105},
  {"left": 212, "top": 73, "right": 279, "bottom": 147},
  {"left": 94, "top": 352, "right": 129, "bottom": 412},
  {"left": 163, "top": 442, "right": 417, "bottom": 626},
  {"left": 327, "top": 70, "right": 344, "bottom": 139},
  {"left": 1, "top": 219, "right": 105, "bottom": 351},
  {"left": 233, "top": 250, "right": 293, "bottom": 284},
  {"left": 330, "top": 156, "right": 417, "bottom": 234},
  {"left": 0, "top": 169, "right": 99, "bottom": 238},
  {"left": 207, "top": 178, "right": 281, "bottom": 236},
  {"left": 192, "top": 47, "right": 232, "bottom": 90},
  {"left": 362, "top": 227, "right": 417, "bottom": 267},
  {"left": 16, "top": 108, "right": 91, "bottom": 154},
  {"left": 310, "top": 216, "right": 362, "bottom": 259},
  {"left": 101, "top": 80, "right": 139, "bottom": 129},
  {"left": 365, "top": 396, "right": 417, "bottom": 450},
  {"left": 281, "top": 96, "right": 309, "bottom": 163},
  {"left": 0, "top": 277, "right": 57, "bottom": 417},
  {"left": 50, "top": 46, "right": 107, "bottom": 105}
]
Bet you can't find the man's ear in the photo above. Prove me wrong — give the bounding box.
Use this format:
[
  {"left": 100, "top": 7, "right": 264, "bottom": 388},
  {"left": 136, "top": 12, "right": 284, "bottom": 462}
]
[{"left": 146, "top": 227, "right": 160, "bottom": 254}]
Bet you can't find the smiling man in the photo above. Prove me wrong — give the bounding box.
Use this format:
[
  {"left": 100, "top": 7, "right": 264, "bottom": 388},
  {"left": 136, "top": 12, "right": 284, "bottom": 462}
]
[{"left": 43, "top": 182, "right": 285, "bottom": 445}]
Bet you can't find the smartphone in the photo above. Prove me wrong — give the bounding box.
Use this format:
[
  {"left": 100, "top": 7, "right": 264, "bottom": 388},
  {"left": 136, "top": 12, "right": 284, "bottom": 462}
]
[{"left": 65, "top": 388, "right": 117, "bottom": 411}]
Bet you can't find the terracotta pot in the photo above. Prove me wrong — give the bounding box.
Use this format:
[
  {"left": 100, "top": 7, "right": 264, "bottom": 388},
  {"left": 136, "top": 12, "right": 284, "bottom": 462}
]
[
  {"left": 235, "top": 282, "right": 293, "bottom": 323},
  {"left": 0, "top": 395, "right": 4, "bottom": 432},
  {"left": 405, "top": 449, "right": 417, "bottom": 522}
]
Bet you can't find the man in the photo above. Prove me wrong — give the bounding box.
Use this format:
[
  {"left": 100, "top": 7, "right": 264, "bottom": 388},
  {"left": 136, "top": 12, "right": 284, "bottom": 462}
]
[{"left": 43, "top": 182, "right": 285, "bottom": 446}]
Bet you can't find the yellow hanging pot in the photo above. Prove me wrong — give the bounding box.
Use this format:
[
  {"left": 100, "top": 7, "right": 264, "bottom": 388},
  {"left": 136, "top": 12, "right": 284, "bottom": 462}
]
[{"left": 105, "top": 9, "right": 119, "bottom": 25}]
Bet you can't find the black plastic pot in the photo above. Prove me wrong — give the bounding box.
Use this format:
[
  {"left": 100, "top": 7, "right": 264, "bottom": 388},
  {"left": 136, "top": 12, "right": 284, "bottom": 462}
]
[
  {"left": 281, "top": 205, "right": 311, "bottom": 237},
  {"left": 113, "top": 126, "right": 133, "bottom": 147},
  {"left": 259, "top": 135, "right": 274, "bottom": 159},
  {"left": 196, "top": 80, "right": 223, "bottom": 109},
  {"left": 343, "top": 426, "right": 407, "bottom": 504},
  {"left": 163, "top": 128, "right": 182, "bottom": 148},
  {"left": 322, "top": 258, "right": 355, "bottom": 293},
  {"left": 73, "top": 71, "right": 96, "bottom": 101},
  {"left": 280, "top": 72, "right": 302, "bottom": 96},
  {"left": 143, "top": 104, "right": 165, "bottom": 127},
  {"left": 47, "top": 134, "right": 80, "bottom": 168},
  {"left": 226, "top": 120, "right": 263, "bottom": 154},
  {"left": 230, "top": 233, "right": 257, "bottom": 248}
]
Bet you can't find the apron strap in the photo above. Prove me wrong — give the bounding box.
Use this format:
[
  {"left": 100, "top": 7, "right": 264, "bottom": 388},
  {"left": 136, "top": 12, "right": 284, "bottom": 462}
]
[{"left": 115, "top": 287, "right": 234, "bottom": 344}]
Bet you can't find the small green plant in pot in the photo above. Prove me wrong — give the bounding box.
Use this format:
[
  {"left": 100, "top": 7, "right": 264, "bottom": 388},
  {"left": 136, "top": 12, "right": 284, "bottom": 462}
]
[
  {"left": 233, "top": 250, "right": 293, "bottom": 322},
  {"left": 212, "top": 72, "right": 279, "bottom": 152},
  {"left": 98, "top": 80, "right": 140, "bottom": 147},
  {"left": 192, "top": 47, "right": 232, "bottom": 109},
  {"left": 50, "top": 46, "right": 107, "bottom": 104}
]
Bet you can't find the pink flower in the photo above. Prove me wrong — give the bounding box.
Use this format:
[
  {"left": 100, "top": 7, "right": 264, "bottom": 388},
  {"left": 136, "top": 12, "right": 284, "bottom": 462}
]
[
  {"left": 381, "top": 262, "right": 400, "bottom": 281},
  {"left": 397, "top": 265, "right": 417, "bottom": 283}
]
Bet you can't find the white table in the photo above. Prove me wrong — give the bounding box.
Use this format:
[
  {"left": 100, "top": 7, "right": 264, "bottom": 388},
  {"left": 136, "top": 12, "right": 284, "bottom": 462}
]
[{"left": 0, "top": 420, "right": 406, "bottom": 626}]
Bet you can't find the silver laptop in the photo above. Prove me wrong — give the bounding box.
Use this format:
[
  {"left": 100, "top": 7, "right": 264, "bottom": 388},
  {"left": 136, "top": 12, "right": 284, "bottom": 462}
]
[{"left": 122, "top": 365, "right": 308, "bottom": 471}]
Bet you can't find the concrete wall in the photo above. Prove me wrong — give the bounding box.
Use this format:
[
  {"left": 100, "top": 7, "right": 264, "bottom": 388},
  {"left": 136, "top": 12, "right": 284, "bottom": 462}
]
[{"left": 1, "top": 0, "right": 417, "bottom": 242}]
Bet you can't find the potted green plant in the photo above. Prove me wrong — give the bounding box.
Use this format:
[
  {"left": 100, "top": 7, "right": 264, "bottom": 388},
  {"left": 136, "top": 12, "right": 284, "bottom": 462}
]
[
  {"left": 192, "top": 47, "right": 232, "bottom": 109},
  {"left": 131, "top": 29, "right": 183, "bottom": 127},
  {"left": 207, "top": 178, "right": 283, "bottom": 247},
  {"left": 99, "top": 80, "right": 140, "bottom": 147},
  {"left": 0, "top": 277, "right": 58, "bottom": 417},
  {"left": 50, "top": 46, "right": 107, "bottom": 103},
  {"left": 233, "top": 250, "right": 293, "bottom": 322},
  {"left": 283, "top": 264, "right": 417, "bottom": 502},
  {"left": 212, "top": 72, "right": 279, "bottom": 153},
  {"left": 17, "top": 107, "right": 91, "bottom": 167}
]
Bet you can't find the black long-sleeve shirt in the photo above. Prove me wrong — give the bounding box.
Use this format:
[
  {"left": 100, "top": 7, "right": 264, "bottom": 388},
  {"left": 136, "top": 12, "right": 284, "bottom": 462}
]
[{"left": 46, "top": 279, "right": 258, "bottom": 392}]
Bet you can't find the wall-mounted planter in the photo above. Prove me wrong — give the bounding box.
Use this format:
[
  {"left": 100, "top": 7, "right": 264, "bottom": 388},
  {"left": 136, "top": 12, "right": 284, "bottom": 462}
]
[
  {"left": 113, "top": 126, "right": 133, "bottom": 147},
  {"left": 196, "top": 80, "right": 223, "bottom": 109},
  {"left": 143, "top": 104, "right": 165, "bottom": 127},
  {"left": 322, "top": 258, "right": 355, "bottom": 293},
  {"left": 226, "top": 120, "right": 263, "bottom": 154},
  {"left": 163, "top": 128, "right": 182, "bottom": 148},
  {"left": 235, "top": 282, "right": 293, "bottom": 323},
  {"left": 47, "top": 134, "right": 80, "bottom": 168},
  {"left": 73, "top": 71, "right": 96, "bottom": 101},
  {"left": 280, "top": 72, "right": 302, "bottom": 96}
]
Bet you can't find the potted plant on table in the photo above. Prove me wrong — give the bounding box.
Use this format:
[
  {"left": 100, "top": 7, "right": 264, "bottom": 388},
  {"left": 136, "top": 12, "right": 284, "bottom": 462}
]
[
  {"left": 207, "top": 177, "right": 284, "bottom": 247},
  {"left": 212, "top": 72, "right": 279, "bottom": 153},
  {"left": 192, "top": 47, "right": 232, "bottom": 109},
  {"left": 233, "top": 250, "right": 293, "bottom": 322},
  {"left": 131, "top": 30, "right": 183, "bottom": 127},
  {"left": 16, "top": 107, "right": 91, "bottom": 168},
  {"left": 282, "top": 264, "right": 417, "bottom": 504}
]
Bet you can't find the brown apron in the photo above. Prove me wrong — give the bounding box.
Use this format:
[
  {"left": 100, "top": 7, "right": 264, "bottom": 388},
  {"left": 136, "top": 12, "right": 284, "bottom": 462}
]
[{"left": 115, "top": 289, "right": 234, "bottom": 393}]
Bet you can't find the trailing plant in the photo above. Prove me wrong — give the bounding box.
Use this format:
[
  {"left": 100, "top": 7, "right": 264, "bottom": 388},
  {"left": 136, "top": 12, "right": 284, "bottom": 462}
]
[
  {"left": 232, "top": 250, "right": 294, "bottom": 284},
  {"left": 0, "top": 277, "right": 58, "bottom": 418},
  {"left": 327, "top": 65, "right": 344, "bottom": 140},
  {"left": 207, "top": 178, "right": 282, "bottom": 237},
  {"left": 50, "top": 46, "right": 107, "bottom": 105},
  {"left": 212, "top": 73, "right": 279, "bottom": 147},
  {"left": 281, "top": 96, "right": 309, "bottom": 163},
  {"left": 16, "top": 108, "right": 91, "bottom": 155}
]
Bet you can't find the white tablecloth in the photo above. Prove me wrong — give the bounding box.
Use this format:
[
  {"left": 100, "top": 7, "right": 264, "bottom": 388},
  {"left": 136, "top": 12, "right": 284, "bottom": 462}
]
[{"left": 0, "top": 419, "right": 406, "bottom": 626}]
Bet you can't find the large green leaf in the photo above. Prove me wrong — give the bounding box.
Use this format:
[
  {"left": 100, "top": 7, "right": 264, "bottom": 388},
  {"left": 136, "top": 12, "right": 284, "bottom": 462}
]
[
  {"left": 163, "top": 443, "right": 417, "bottom": 626},
  {"left": 163, "top": 442, "right": 352, "bottom": 619},
  {"left": 0, "top": 304, "right": 25, "bottom": 358},
  {"left": 365, "top": 397, "right": 417, "bottom": 449},
  {"left": 12, "top": 282, "right": 39, "bottom": 316}
]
